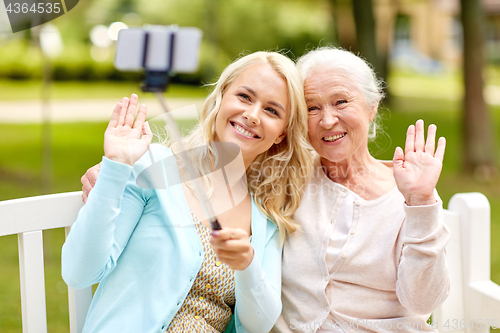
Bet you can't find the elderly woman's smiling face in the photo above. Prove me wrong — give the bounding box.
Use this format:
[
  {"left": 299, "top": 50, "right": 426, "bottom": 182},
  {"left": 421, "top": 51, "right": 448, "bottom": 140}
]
[{"left": 304, "top": 67, "right": 377, "bottom": 164}]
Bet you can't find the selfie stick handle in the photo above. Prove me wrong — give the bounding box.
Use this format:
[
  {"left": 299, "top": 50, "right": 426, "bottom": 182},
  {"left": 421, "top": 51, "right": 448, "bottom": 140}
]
[
  {"left": 141, "top": 26, "right": 176, "bottom": 93},
  {"left": 154, "top": 92, "right": 222, "bottom": 230}
]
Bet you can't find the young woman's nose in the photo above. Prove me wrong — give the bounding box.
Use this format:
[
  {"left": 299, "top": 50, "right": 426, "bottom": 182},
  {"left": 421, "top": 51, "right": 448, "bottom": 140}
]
[{"left": 242, "top": 104, "right": 261, "bottom": 126}]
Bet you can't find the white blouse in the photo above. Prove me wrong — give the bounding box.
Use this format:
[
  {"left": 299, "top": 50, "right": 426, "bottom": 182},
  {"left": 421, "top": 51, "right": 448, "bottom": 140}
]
[
  {"left": 324, "top": 191, "right": 363, "bottom": 272},
  {"left": 318, "top": 191, "right": 363, "bottom": 333}
]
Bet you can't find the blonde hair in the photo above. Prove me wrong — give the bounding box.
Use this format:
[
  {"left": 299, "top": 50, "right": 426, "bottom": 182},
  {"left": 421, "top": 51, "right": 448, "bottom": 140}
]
[{"left": 173, "top": 51, "right": 312, "bottom": 241}]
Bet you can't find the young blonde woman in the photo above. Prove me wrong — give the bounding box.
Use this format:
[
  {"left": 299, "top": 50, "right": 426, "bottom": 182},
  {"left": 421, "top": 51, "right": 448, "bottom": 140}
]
[{"left": 62, "top": 51, "right": 312, "bottom": 333}]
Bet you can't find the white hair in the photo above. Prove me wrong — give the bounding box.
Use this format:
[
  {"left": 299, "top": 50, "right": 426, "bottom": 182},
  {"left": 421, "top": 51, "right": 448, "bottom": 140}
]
[{"left": 296, "top": 47, "right": 385, "bottom": 140}]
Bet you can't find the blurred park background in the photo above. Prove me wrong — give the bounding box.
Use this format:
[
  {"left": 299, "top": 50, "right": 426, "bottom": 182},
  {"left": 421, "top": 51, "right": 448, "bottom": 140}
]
[{"left": 1, "top": 0, "right": 500, "bottom": 331}]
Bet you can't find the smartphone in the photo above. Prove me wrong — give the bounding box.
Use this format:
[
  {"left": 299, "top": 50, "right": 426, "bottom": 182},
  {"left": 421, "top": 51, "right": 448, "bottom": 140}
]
[{"left": 115, "top": 25, "right": 202, "bottom": 73}]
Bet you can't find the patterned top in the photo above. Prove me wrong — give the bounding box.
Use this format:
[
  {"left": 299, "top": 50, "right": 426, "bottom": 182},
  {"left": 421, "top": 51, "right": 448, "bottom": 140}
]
[{"left": 166, "top": 213, "right": 236, "bottom": 333}]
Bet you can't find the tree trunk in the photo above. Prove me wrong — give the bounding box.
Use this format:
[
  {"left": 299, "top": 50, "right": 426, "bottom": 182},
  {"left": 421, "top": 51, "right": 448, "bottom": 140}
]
[
  {"left": 352, "top": 0, "right": 378, "bottom": 71},
  {"left": 351, "top": 0, "right": 391, "bottom": 104},
  {"left": 330, "top": 0, "right": 340, "bottom": 45},
  {"left": 460, "top": 0, "right": 497, "bottom": 175}
]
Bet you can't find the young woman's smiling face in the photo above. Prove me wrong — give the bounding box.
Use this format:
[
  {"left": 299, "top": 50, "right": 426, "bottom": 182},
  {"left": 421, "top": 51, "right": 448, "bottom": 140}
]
[{"left": 214, "top": 63, "right": 289, "bottom": 167}]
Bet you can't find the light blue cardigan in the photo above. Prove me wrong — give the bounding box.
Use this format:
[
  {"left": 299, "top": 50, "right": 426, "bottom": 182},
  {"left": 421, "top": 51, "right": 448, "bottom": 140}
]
[{"left": 61, "top": 145, "right": 282, "bottom": 333}]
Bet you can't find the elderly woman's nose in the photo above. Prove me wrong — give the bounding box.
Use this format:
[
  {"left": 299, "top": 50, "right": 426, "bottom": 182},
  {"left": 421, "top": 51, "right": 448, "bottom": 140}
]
[{"left": 319, "top": 108, "right": 338, "bottom": 128}]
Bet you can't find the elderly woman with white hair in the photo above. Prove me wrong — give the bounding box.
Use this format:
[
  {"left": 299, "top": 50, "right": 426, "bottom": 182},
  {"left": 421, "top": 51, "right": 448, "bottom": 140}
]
[{"left": 272, "top": 47, "right": 450, "bottom": 333}]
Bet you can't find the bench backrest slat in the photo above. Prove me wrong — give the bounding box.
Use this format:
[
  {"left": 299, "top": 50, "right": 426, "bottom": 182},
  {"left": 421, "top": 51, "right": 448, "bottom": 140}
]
[
  {"left": 65, "top": 226, "right": 93, "bottom": 333},
  {"left": 0, "top": 192, "right": 84, "bottom": 237},
  {"left": 18, "top": 230, "right": 48, "bottom": 333}
]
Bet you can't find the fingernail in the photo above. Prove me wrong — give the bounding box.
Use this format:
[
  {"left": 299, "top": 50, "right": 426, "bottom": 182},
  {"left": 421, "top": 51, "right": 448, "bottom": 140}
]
[{"left": 211, "top": 231, "right": 220, "bottom": 237}]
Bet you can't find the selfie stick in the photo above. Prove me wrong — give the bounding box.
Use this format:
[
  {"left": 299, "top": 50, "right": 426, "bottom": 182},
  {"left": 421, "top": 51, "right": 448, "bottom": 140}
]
[
  {"left": 140, "top": 27, "right": 221, "bottom": 230},
  {"left": 154, "top": 92, "right": 222, "bottom": 231}
]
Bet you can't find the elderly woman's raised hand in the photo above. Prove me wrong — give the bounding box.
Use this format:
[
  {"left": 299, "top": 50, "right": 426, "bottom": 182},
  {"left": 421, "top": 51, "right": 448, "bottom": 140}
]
[
  {"left": 81, "top": 162, "right": 100, "bottom": 203},
  {"left": 104, "top": 94, "right": 153, "bottom": 166},
  {"left": 393, "top": 119, "right": 446, "bottom": 206}
]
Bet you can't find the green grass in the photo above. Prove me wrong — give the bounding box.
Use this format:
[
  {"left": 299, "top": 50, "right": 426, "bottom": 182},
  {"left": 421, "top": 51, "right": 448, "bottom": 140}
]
[
  {"left": 1, "top": 95, "right": 500, "bottom": 331},
  {"left": 0, "top": 80, "right": 210, "bottom": 101}
]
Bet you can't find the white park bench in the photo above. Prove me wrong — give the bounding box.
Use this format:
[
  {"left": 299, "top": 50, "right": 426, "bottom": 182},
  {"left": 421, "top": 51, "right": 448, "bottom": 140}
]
[{"left": 0, "top": 191, "right": 499, "bottom": 333}]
